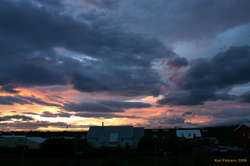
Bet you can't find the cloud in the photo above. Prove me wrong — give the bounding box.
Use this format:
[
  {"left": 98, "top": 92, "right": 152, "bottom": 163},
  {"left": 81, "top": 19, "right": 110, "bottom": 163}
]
[
  {"left": 22, "top": 96, "right": 61, "bottom": 107},
  {"left": 0, "top": 121, "right": 68, "bottom": 130},
  {"left": 98, "top": 100, "right": 152, "bottom": 108},
  {"left": 182, "top": 46, "right": 250, "bottom": 90},
  {"left": 212, "top": 108, "right": 250, "bottom": 118},
  {"left": 160, "top": 46, "right": 250, "bottom": 105},
  {"left": 40, "top": 111, "right": 72, "bottom": 118},
  {"left": 63, "top": 100, "right": 151, "bottom": 113},
  {"left": 84, "top": 0, "right": 118, "bottom": 8},
  {"left": 0, "top": 115, "right": 34, "bottom": 122},
  {"left": 178, "top": 107, "right": 250, "bottom": 127},
  {"left": 54, "top": 100, "right": 150, "bottom": 118},
  {"left": 0, "top": 0, "right": 179, "bottom": 97},
  {"left": 182, "top": 111, "right": 193, "bottom": 116},
  {"left": 28, "top": 108, "right": 139, "bottom": 119},
  {"left": 74, "top": 112, "right": 139, "bottom": 119},
  {"left": 1, "top": 0, "right": 249, "bottom": 129},
  {"left": 147, "top": 115, "right": 186, "bottom": 128},
  {"left": 200, "top": 118, "right": 250, "bottom": 127},
  {"left": 0, "top": 96, "right": 30, "bottom": 105},
  {"left": 239, "top": 91, "right": 250, "bottom": 103},
  {"left": 113, "top": 0, "right": 250, "bottom": 43},
  {"left": 0, "top": 84, "right": 19, "bottom": 94},
  {"left": 159, "top": 90, "right": 218, "bottom": 106},
  {"left": 166, "top": 57, "right": 188, "bottom": 69},
  {"left": 63, "top": 102, "right": 123, "bottom": 113},
  {"left": 0, "top": 60, "right": 67, "bottom": 87},
  {"left": 0, "top": 120, "right": 91, "bottom": 130},
  {"left": 36, "top": 0, "right": 118, "bottom": 11},
  {"left": 0, "top": 95, "right": 60, "bottom": 106}
]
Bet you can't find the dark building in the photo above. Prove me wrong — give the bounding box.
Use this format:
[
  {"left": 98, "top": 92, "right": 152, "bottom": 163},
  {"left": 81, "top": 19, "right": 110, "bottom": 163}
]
[
  {"left": 87, "top": 126, "right": 144, "bottom": 149},
  {"left": 234, "top": 123, "right": 250, "bottom": 147}
]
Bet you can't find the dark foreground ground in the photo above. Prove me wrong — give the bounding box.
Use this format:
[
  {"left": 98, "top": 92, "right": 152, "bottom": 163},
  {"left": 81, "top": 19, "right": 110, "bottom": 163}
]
[
  {"left": 0, "top": 129, "right": 249, "bottom": 166},
  {"left": 0, "top": 152, "right": 249, "bottom": 166}
]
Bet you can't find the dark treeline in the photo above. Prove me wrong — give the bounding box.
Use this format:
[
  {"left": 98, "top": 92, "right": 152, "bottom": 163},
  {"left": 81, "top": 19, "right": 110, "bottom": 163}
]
[{"left": 0, "top": 131, "right": 88, "bottom": 138}]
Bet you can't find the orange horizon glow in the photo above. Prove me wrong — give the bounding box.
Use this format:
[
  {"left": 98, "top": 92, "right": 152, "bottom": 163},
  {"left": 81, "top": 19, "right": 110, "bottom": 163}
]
[{"left": 1, "top": 85, "right": 242, "bottom": 131}]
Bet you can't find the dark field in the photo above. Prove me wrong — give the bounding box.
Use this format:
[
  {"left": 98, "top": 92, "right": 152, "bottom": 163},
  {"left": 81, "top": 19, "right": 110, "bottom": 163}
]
[{"left": 0, "top": 153, "right": 249, "bottom": 166}]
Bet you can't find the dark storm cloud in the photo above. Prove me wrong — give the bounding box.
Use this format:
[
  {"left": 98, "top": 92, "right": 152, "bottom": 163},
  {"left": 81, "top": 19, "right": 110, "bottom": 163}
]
[
  {"left": 42, "top": 100, "right": 144, "bottom": 118},
  {"left": 183, "top": 46, "right": 250, "bottom": 90},
  {"left": 40, "top": 111, "right": 72, "bottom": 118},
  {"left": 40, "top": 110, "right": 138, "bottom": 119},
  {"left": 0, "top": 0, "right": 89, "bottom": 52},
  {"left": 0, "top": 56, "right": 67, "bottom": 87},
  {"left": 182, "top": 112, "right": 193, "bottom": 116},
  {"left": 159, "top": 90, "right": 218, "bottom": 106},
  {"left": 213, "top": 108, "right": 250, "bottom": 118},
  {"left": 116, "top": 0, "right": 250, "bottom": 42},
  {"left": 63, "top": 100, "right": 151, "bottom": 113},
  {"left": 172, "top": 0, "right": 250, "bottom": 41},
  {"left": 0, "top": 121, "right": 67, "bottom": 130},
  {"left": 0, "top": 95, "right": 60, "bottom": 106},
  {"left": 160, "top": 46, "right": 250, "bottom": 105},
  {"left": 177, "top": 108, "right": 250, "bottom": 127},
  {"left": 239, "top": 91, "right": 250, "bottom": 103},
  {"left": 148, "top": 107, "right": 250, "bottom": 127},
  {"left": 2, "top": 64, "right": 66, "bottom": 86},
  {"left": 98, "top": 100, "right": 152, "bottom": 108},
  {"left": 148, "top": 115, "right": 185, "bottom": 127},
  {"left": 0, "top": 96, "right": 30, "bottom": 105},
  {"left": 167, "top": 57, "right": 188, "bottom": 69},
  {"left": 201, "top": 119, "right": 250, "bottom": 127},
  {"left": 85, "top": 0, "right": 118, "bottom": 8},
  {"left": 71, "top": 65, "right": 164, "bottom": 96},
  {"left": 75, "top": 112, "right": 138, "bottom": 119},
  {"left": 40, "top": 111, "right": 56, "bottom": 117},
  {"left": 160, "top": 90, "right": 233, "bottom": 106},
  {"left": 0, "top": 115, "right": 34, "bottom": 121},
  {"left": 0, "top": 0, "right": 177, "bottom": 96},
  {"left": 166, "top": 116, "right": 185, "bottom": 124},
  {"left": 63, "top": 102, "right": 123, "bottom": 113},
  {"left": 30, "top": 0, "right": 117, "bottom": 9},
  {"left": 22, "top": 96, "right": 61, "bottom": 107},
  {"left": 0, "top": 0, "right": 169, "bottom": 61},
  {"left": 0, "top": 85, "right": 19, "bottom": 94},
  {"left": 33, "top": 0, "right": 63, "bottom": 7}
]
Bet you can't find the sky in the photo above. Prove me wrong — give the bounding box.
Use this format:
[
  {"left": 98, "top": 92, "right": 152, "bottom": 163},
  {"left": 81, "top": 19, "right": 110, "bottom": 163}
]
[{"left": 0, "top": 0, "right": 250, "bottom": 131}]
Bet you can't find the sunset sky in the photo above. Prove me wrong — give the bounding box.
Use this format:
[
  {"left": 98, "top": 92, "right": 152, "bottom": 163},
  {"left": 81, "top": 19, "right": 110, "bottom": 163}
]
[{"left": 1, "top": 0, "right": 250, "bottom": 131}]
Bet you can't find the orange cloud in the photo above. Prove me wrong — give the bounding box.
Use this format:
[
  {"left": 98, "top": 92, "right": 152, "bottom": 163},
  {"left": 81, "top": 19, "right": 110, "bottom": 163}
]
[{"left": 185, "top": 115, "right": 213, "bottom": 124}]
